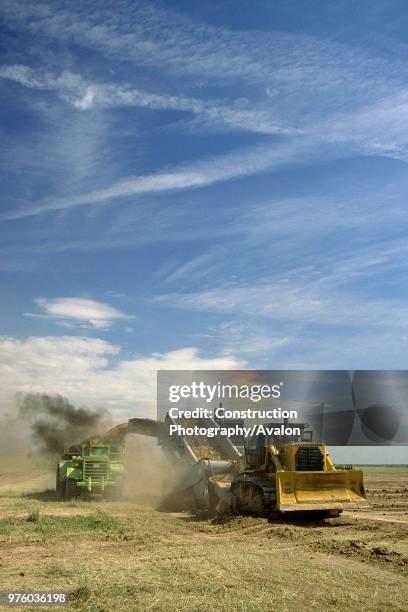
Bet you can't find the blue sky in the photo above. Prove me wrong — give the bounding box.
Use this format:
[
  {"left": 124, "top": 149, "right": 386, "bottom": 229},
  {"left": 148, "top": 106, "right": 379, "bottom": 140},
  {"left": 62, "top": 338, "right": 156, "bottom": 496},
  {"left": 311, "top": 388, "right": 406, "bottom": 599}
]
[{"left": 2, "top": 0, "right": 408, "bottom": 423}]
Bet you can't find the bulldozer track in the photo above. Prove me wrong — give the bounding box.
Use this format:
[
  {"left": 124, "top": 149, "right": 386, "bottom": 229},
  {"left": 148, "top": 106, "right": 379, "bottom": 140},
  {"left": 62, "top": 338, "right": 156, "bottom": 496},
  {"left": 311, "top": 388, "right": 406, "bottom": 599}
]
[{"left": 231, "top": 476, "right": 277, "bottom": 515}]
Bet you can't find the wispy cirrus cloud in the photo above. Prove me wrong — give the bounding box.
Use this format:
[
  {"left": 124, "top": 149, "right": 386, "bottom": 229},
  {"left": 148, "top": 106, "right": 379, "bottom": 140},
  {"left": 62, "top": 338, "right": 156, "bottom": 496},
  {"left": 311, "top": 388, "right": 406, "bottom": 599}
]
[
  {"left": 0, "top": 64, "right": 295, "bottom": 136},
  {"left": 2, "top": 67, "right": 408, "bottom": 223},
  {"left": 313, "top": 88, "right": 408, "bottom": 162},
  {"left": 2, "top": 1, "right": 408, "bottom": 226},
  {"left": 25, "top": 297, "right": 130, "bottom": 330},
  {"left": 154, "top": 198, "right": 408, "bottom": 326},
  {"left": 157, "top": 279, "right": 408, "bottom": 330},
  {"left": 1, "top": 0, "right": 405, "bottom": 98},
  {"left": 1, "top": 137, "right": 333, "bottom": 220},
  {"left": 2, "top": 0, "right": 408, "bottom": 144}
]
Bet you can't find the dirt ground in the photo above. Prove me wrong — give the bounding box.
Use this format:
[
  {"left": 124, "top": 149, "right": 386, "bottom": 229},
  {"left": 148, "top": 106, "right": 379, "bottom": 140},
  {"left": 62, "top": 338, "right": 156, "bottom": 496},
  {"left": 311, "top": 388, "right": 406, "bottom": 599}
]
[{"left": 0, "top": 459, "right": 407, "bottom": 611}]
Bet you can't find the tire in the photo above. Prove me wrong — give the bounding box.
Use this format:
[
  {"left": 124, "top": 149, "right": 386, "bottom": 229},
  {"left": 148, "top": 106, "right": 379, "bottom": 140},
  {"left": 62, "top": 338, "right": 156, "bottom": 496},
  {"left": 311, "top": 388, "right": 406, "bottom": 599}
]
[
  {"left": 65, "top": 478, "right": 79, "bottom": 500},
  {"left": 55, "top": 468, "right": 64, "bottom": 500}
]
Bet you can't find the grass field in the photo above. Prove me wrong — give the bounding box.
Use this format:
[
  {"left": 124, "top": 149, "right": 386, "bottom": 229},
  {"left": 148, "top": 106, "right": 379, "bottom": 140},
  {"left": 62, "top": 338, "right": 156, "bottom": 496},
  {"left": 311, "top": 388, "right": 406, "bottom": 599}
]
[
  {"left": 0, "top": 460, "right": 407, "bottom": 611},
  {"left": 354, "top": 465, "right": 408, "bottom": 473}
]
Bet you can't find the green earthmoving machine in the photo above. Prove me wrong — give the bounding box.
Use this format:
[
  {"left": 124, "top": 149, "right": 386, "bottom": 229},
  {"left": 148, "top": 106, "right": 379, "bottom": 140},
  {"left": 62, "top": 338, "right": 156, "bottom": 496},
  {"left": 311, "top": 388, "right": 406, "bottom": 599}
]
[
  {"left": 55, "top": 419, "right": 156, "bottom": 500},
  {"left": 56, "top": 443, "right": 126, "bottom": 499}
]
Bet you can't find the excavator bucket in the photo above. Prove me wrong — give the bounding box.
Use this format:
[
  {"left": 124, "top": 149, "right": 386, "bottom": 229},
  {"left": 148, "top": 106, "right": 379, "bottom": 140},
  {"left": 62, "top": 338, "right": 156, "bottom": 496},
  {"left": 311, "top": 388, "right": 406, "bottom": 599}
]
[
  {"left": 276, "top": 469, "right": 369, "bottom": 512},
  {"left": 158, "top": 459, "right": 234, "bottom": 512},
  {"left": 127, "top": 418, "right": 158, "bottom": 438}
]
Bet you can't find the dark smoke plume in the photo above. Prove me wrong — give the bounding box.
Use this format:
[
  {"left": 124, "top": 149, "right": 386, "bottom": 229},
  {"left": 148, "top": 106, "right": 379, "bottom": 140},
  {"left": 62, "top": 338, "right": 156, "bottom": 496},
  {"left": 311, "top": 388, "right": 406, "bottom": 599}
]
[{"left": 18, "top": 393, "right": 112, "bottom": 454}]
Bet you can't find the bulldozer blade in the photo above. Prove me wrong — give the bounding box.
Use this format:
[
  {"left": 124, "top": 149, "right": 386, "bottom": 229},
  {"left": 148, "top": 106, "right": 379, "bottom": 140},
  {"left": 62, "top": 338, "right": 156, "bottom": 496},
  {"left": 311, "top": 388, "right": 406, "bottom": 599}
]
[{"left": 276, "top": 469, "right": 369, "bottom": 512}]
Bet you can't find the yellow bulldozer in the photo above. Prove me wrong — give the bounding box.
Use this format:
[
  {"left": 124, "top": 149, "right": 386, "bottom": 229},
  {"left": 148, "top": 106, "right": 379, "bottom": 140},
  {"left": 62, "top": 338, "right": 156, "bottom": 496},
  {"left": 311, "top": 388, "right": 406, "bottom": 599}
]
[
  {"left": 228, "top": 436, "right": 368, "bottom": 516},
  {"left": 150, "top": 416, "right": 369, "bottom": 517}
]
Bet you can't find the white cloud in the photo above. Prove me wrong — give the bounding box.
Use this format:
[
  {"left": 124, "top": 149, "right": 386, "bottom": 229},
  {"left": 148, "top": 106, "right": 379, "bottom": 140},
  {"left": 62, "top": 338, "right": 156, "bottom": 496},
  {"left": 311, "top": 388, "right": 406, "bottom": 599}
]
[
  {"left": 1, "top": 137, "right": 332, "bottom": 220},
  {"left": 157, "top": 279, "right": 408, "bottom": 329},
  {"left": 25, "top": 297, "right": 129, "bottom": 330},
  {"left": 0, "top": 63, "right": 52, "bottom": 88},
  {"left": 2, "top": 60, "right": 408, "bottom": 224},
  {"left": 1, "top": 0, "right": 402, "bottom": 97},
  {"left": 312, "top": 89, "right": 408, "bottom": 162},
  {"left": 0, "top": 63, "right": 295, "bottom": 137},
  {"left": 74, "top": 86, "right": 96, "bottom": 110},
  {"left": 0, "top": 336, "right": 244, "bottom": 419},
  {"left": 1, "top": 15, "right": 408, "bottom": 224},
  {"left": 215, "top": 320, "right": 296, "bottom": 357},
  {"left": 162, "top": 252, "right": 220, "bottom": 285}
]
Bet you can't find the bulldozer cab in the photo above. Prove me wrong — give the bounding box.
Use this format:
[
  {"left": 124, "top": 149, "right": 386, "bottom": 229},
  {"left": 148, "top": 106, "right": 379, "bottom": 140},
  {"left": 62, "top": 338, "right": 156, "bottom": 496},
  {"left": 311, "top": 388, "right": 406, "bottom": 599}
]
[
  {"left": 243, "top": 421, "right": 314, "bottom": 469},
  {"left": 244, "top": 434, "right": 266, "bottom": 467}
]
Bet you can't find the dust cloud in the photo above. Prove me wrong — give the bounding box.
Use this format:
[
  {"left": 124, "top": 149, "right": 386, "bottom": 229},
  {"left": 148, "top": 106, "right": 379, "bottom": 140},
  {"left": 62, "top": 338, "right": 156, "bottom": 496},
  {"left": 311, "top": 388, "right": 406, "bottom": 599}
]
[
  {"left": 123, "top": 434, "right": 174, "bottom": 505},
  {"left": 0, "top": 405, "right": 33, "bottom": 455}
]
